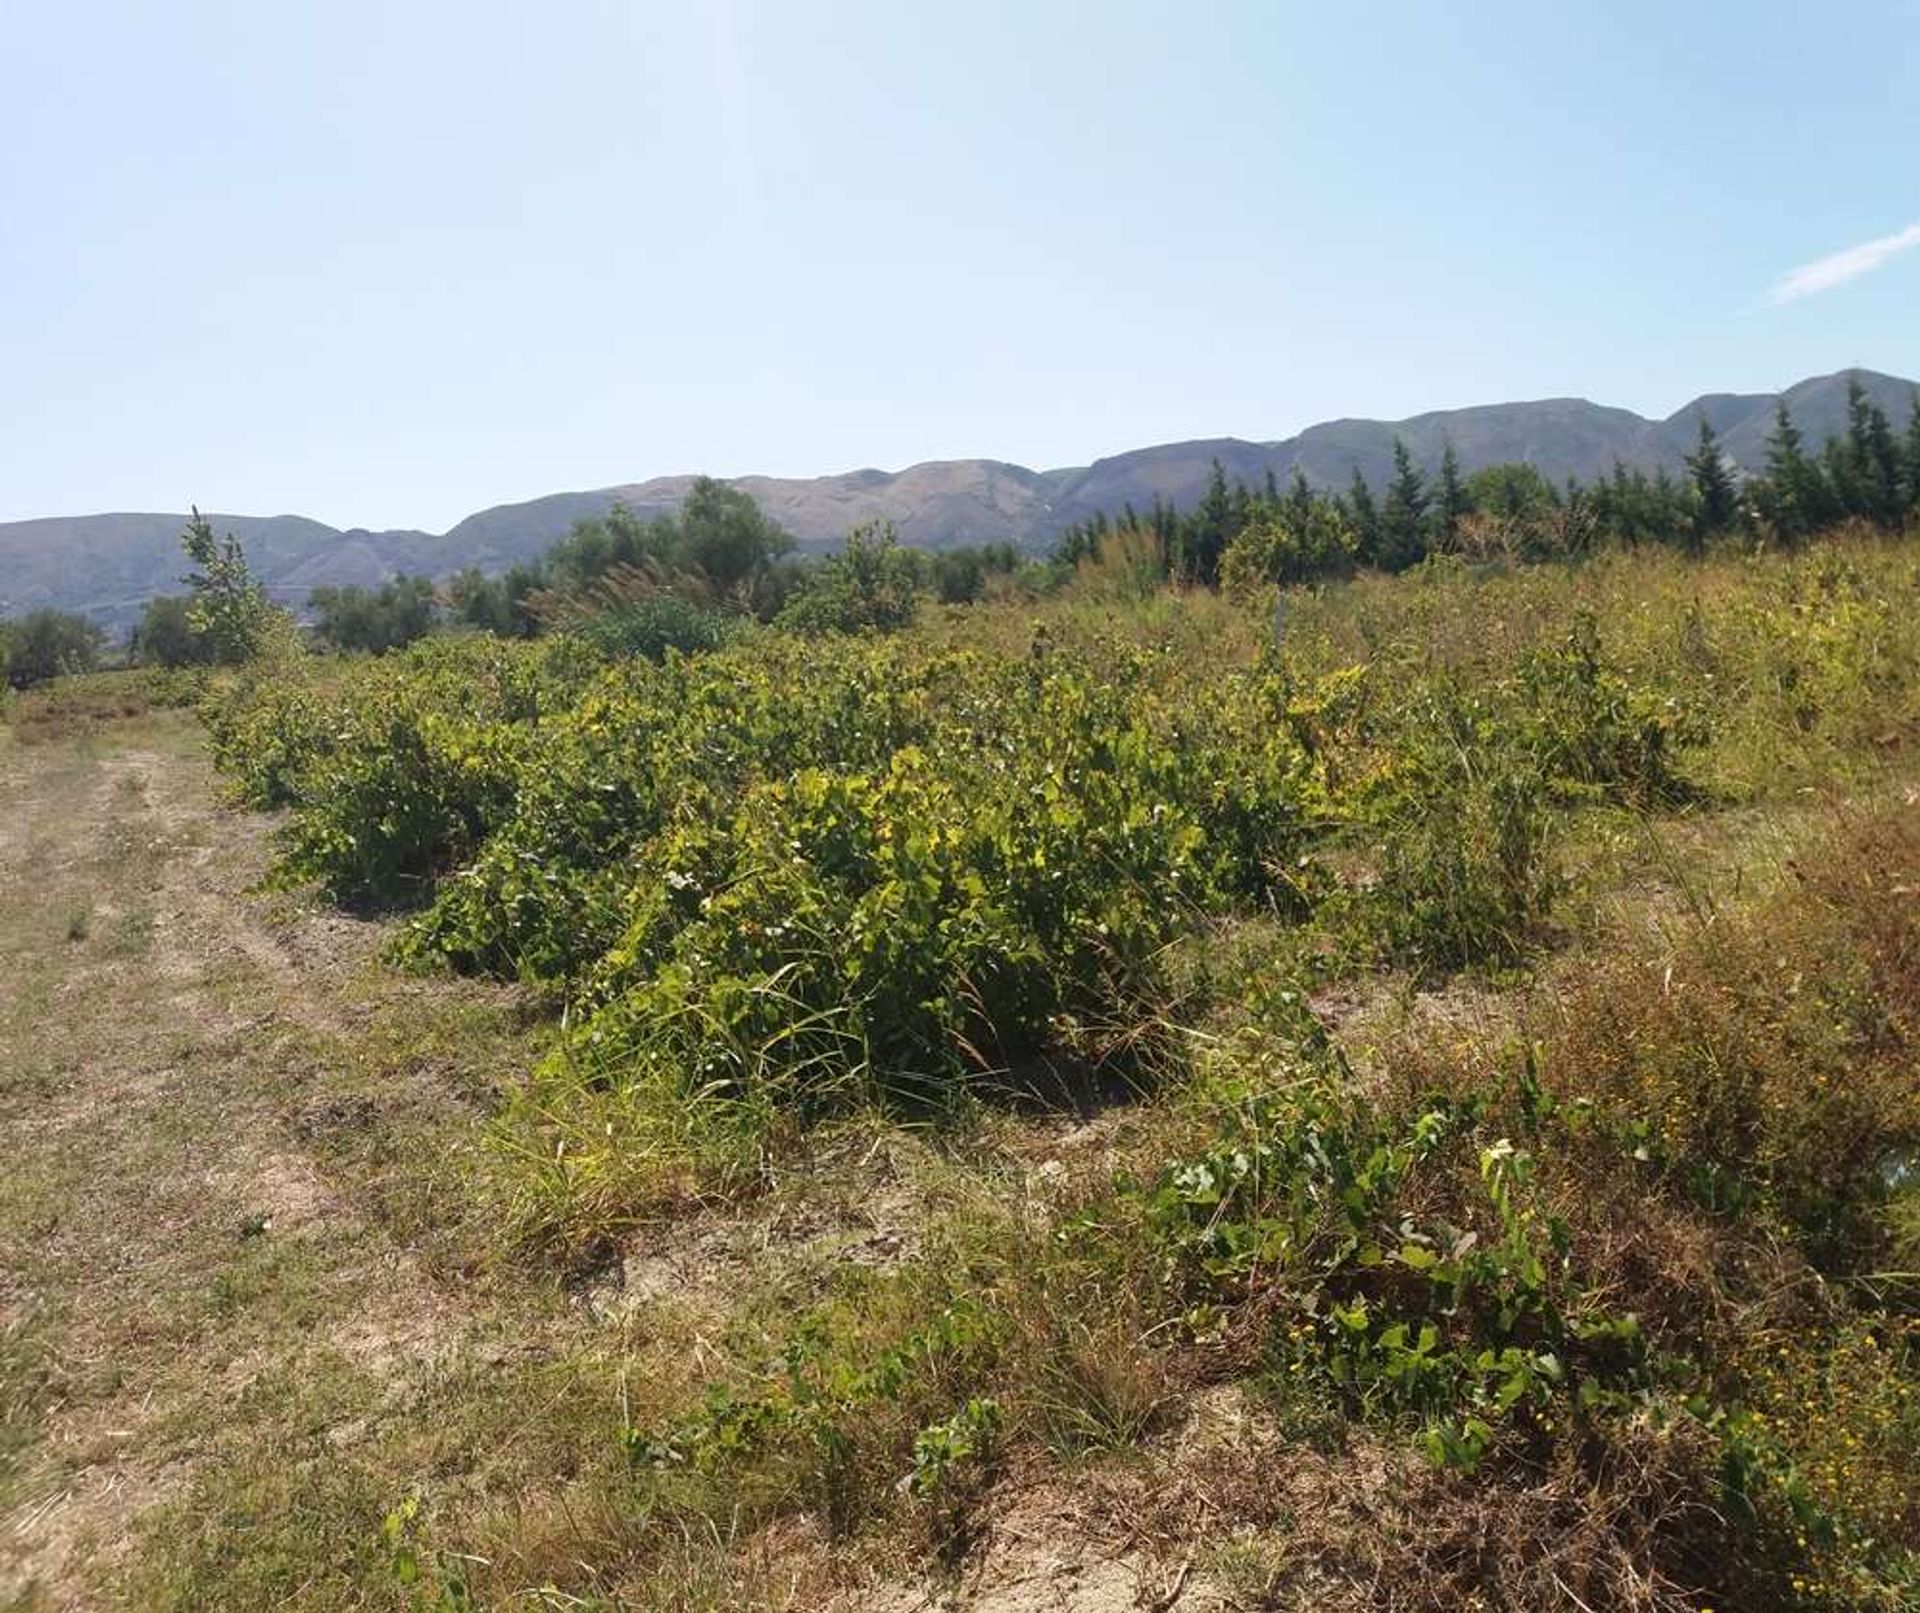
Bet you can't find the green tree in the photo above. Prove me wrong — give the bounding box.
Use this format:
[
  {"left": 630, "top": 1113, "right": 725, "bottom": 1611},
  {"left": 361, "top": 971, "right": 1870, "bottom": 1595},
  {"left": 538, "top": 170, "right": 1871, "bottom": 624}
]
[
  {"left": 928, "top": 543, "right": 1018, "bottom": 604},
  {"left": 1684, "top": 416, "right": 1737, "bottom": 550},
  {"left": 1182, "top": 460, "right": 1237, "bottom": 585},
  {"left": 659, "top": 477, "right": 794, "bottom": 603},
  {"left": 449, "top": 563, "right": 546, "bottom": 638},
  {"left": 1457, "top": 463, "right": 1567, "bottom": 558},
  {"left": 3, "top": 608, "right": 104, "bottom": 687},
  {"left": 1436, "top": 440, "right": 1470, "bottom": 552},
  {"left": 131, "top": 595, "right": 216, "bottom": 667},
  {"left": 1829, "top": 375, "right": 1902, "bottom": 525},
  {"left": 1862, "top": 398, "right": 1904, "bottom": 527},
  {"left": 1588, "top": 462, "right": 1694, "bottom": 549},
  {"left": 1756, "top": 401, "right": 1834, "bottom": 544},
  {"left": 310, "top": 575, "right": 438, "bottom": 654},
  {"left": 483, "top": 483, "right": 795, "bottom": 632},
  {"left": 1377, "top": 439, "right": 1430, "bottom": 571},
  {"left": 776, "top": 521, "right": 921, "bottom": 635},
  {"left": 1218, "top": 500, "right": 1357, "bottom": 592},
  {"left": 1466, "top": 463, "right": 1559, "bottom": 523},
  {"left": 180, "top": 508, "right": 273, "bottom": 662},
  {"left": 546, "top": 503, "right": 662, "bottom": 588},
  {"left": 1285, "top": 468, "right": 1316, "bottom": 530},
  {"left": 1345, "top": 468, "right": 1381, "bottom": 564},
  {"left": 1903, "top": 389, "right": 1920, "bottom": 521}
]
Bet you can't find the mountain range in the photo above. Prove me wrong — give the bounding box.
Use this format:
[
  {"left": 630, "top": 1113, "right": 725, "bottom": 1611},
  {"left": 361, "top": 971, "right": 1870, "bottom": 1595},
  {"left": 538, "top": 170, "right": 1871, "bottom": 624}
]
[{"left": 4, "top": 367, "right": 1914, "bottom": 627}]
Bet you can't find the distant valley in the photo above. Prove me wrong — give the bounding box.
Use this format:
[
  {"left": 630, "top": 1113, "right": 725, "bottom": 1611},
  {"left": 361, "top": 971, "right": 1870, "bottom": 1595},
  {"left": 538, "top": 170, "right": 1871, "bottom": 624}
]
[{"left": 4, "top": 366, "right": 1914, "bottom": 626}]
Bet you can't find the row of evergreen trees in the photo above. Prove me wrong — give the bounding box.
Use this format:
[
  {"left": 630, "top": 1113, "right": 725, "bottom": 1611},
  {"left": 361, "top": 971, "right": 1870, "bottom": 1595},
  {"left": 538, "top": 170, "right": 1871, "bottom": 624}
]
[{"left": 1055, "top": 379, "right": 1920, "bottom": 587}]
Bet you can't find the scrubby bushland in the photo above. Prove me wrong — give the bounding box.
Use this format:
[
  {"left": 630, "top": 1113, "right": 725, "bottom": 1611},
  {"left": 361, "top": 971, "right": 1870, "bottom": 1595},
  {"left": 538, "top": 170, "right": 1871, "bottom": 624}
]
[
  {"left": 445, "top": 477, "right": 798, "bottom": 636},
  {"left": 600, "top": 800, "right": 1917, "bottom": 1612},
  {"left": 212, "top": 601, "right": 1702, "bottom": 1115},
  {"left": 202, "top": 528, "right": 1920, "bottom": 1609},
  {"left": 204, "top": 537, "right": 1920, "bottom": 1168}
]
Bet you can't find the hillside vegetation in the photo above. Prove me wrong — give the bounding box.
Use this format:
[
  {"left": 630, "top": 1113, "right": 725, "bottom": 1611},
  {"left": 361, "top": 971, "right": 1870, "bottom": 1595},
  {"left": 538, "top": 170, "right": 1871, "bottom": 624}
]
[{"left": 3, "top": 366, "right": 1912, "bottom": 624}]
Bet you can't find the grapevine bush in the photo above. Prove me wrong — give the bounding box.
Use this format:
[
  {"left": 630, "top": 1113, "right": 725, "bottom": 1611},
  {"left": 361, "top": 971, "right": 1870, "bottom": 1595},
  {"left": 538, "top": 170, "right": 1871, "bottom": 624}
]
[{"left": 206, "top": 606, "right": 1706, "bottom": 1101}]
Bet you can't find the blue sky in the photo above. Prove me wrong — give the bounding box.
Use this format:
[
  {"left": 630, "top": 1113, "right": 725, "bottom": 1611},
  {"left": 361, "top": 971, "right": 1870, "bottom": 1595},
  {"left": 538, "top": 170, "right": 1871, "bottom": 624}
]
[{"left": 3, "top": 0, "right": 1916, "bottom": 531}]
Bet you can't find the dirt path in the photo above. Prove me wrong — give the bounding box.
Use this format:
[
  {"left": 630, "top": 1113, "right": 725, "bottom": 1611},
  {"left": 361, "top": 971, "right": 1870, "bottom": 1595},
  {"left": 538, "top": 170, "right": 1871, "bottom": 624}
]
[{"left": 0, "top": 716, "right": 566, "bottom": 1610}]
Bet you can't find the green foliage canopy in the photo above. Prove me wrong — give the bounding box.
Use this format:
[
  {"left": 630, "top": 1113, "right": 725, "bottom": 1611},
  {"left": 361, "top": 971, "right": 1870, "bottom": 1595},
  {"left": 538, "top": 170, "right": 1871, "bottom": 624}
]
[
  {"left": 180, "top": 507, "right": 276, "bottom": 663},
  {"left": 2, "top": 608, "right": 104, "bottom": 687}
]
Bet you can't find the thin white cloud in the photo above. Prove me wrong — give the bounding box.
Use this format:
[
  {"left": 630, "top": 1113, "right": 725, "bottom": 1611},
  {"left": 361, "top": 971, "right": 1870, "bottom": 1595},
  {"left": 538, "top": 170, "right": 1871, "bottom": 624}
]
[{"left": 1768, "top": 222, "right": 1920, "bottom": 304}]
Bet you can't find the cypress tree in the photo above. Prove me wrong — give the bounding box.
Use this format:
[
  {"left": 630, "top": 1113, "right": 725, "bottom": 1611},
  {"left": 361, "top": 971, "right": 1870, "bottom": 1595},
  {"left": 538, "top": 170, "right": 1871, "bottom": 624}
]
[
  {"left": 1864, "top": 398, "right": 1904, "bottom": 527},
  {"left": 1185, "top": 460, "right": 1236, "bottom": 584},
  {"left": 1287, "top": 468, "right": 1316, "bottom": 530},
  {"left": 1228, "top": 475, "right": 1254, "bottom": 535},
  {"left": 1761, "top": 401, "right": 1814, "bottom": 543},
  {"left": 1903, "top": 390, "right": 1920, "bottom": 521},
  {"left": 1437, "top": 440, "right": 1469, "bottom": 552},
  {"left": 1345, "top": 469, "right": 1381, "bottom": 565},
  {"left": 1685, "top": 415, "right": 1738, "bottom": 551},
  {"left": 1379, "top": 439, "right": 1430, "bottom": 571},
  {"left": 1837, "top": 375, "right": 1878, "bottom": 520}
]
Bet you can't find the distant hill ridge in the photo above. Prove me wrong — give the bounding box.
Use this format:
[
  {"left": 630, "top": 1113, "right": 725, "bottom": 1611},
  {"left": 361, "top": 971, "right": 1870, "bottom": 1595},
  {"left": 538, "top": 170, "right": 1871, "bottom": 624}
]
[{"left": 4, "top": 367, "right": 1913, "bottom": 625}]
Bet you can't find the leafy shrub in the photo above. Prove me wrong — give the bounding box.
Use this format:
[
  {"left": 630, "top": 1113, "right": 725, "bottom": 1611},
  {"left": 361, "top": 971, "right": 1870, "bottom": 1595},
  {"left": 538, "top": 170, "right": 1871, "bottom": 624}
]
[
  {"left": 1145, "top": 1058, "right": 1650, "bottom": 1472},
  {"left": 1362, "top": 690, "right": 1559, "bottom": 972},
  {"left": 1342, "top": 614, "right": 1707, "bottom": 971},
  {"left": 1219, "top": 502, "right": 1358, "bottom": 593},
  {"left": 276, "top": 705, "right": 531, "bottom": 904},
  {"left": 1515, "top": 609, "right": 1702, "bottom": 806},
  {"left": 558, "top": 650, "right": 1310, "bottom": 1111},
  {"left": 204, "top": 635, "right": 604, "bottom": 894},
  {"left": 908, "top": 1396, "right": 1002, "bottom": 1498},
  {"left": 403, "top": 638, "right": 968, "bottom": 978},
  {"left": 1717, "top": 1318, "right": 1920, "bottom": 1609},
  {"left": 572, "top": 593, "right": 735, "bottom": 661},
  {"left": 622, "top": 1291, "right": 1007, "bottom": 1539},
  {"left": 776, "top": 522, "right": 922, "bottom": 636},
  {"left": 211, "top": 578, "right": 1708, "bottom": 1099}
]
